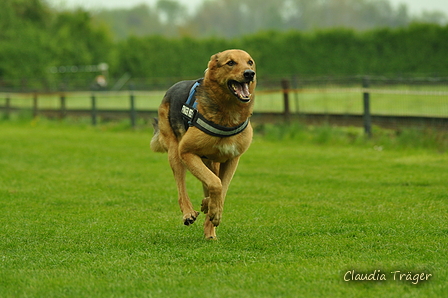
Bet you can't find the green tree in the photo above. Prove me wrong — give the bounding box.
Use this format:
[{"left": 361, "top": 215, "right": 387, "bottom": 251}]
[
  {"left": 93, "top": 4, "right": 163, "bottom": 40},
  {"left": 0, "top": 0, "right": 53, "bottom": 88},
  {"left": 415, "top": 11, "right": 447, "bottom": 25},
  {"left": 156, "top": 0, "right": 185, "bottom": 24},
  {"left": 50, "top": 10, "right": 113, "bottom": 65},
  {"left": 187, "top": 0, "right": 286, "bottom": 37},
  {"left": 0, "top": 0, "right": 114, "bottom": 90}
]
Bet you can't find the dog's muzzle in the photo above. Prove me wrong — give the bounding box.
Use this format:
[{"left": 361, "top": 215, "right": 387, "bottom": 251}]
[
  {"left": 228, "top": 69, "right": 256, "bottom": 103},
  {"left": 243, "top": 69, "right": 255, "bottom": 82}
]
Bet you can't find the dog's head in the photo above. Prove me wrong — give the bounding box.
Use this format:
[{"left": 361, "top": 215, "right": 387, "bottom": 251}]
[{"left": 204, "top": 49, "right": 256, "bottom": 103}]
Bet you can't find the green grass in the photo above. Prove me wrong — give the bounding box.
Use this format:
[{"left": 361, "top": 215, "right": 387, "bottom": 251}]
[{"left": 0, "top": 119, "right": 447, "bottom": 297}]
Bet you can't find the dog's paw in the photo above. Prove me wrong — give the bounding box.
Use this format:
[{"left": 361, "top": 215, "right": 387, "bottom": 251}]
[
  {"left": 204, "top": 199, "right": 222, "bottom": 226},
  {"left": 205, "top": 235, "right": 218, "bottom": 240},
  {"left": 201, "top": 197, "right": 210, "bottom": 213},
  {"left": 183, "top": 211, "right": 199, "bottom": 226},
  {"left": 208, "top": 208, "right": 222, "bottom": 227},
  {"left": 209, "top": 215, "right": 221, "bottom": 227}
]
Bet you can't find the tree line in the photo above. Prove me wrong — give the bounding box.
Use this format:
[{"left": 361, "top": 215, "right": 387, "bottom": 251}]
[
  {"left": 93, "top": 0, "right": 447, "bottom": 39},
  {"left": 0, "top": 0, "right": 113, "bottom": 90},
  {"left": 1, "top": 0, "right": 447, "bottom": 91}
]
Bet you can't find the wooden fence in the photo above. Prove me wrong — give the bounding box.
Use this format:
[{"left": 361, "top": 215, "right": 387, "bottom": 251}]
[{"left": 1, "top": 78, "right": 448, "bottom": 134}]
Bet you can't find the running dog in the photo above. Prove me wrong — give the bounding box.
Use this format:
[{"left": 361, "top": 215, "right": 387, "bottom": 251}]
[{"left": 150, "top": 49, "right": 256, "bottom": 239}]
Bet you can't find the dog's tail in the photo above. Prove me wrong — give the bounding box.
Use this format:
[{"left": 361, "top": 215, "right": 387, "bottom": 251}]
[{"left": 150, "top": 118, "right": 166, "bottom": 153}]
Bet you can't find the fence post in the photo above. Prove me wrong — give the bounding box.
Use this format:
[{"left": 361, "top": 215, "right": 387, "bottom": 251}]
[
  {"left": 60, "top": 93, "right": 66, "bottom": 119},
  {"left": 91, "top": 93, "right": 97, "bottom": 126},
  {"left": 129, "top": 88, "right": 136, "bottom": 128},
  {"left": 292, "top": 75, "right": 299, "bottom": 113},
  {"left": 33, "top": 92, "right": 38, "bottom": 118},
  {"left": 363, "top": 76, "right": 372, "bottom": 137},
  {"left": 281, "top": 79, "right": 290, "bottom": 122},
  {"left": 5, "top": 95, "right": 11, "bottom": 119}
]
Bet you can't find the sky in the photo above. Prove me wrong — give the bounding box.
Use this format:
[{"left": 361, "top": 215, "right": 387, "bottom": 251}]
[{"left": 46, "top": 0, "right": 448, "bottom": 16}]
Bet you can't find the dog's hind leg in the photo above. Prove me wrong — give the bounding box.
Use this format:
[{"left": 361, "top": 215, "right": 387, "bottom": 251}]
[
  {"left": 168, "top": 146, "right": 199, "bottom": 226},
  {"left": 201, "top": 160, "right": 220, "bottom": 239},
  {"left": 201, "top": 197, "right": 216, "bottom": 239},
  {"left": 156, "top": 102, "right": 198, "bottom": 225},
  {"left": 201, "top": 160, "right": 220, "bottom": 208},
  {"left": 203, "top": 214, "right": 217, "bottom": 239}
]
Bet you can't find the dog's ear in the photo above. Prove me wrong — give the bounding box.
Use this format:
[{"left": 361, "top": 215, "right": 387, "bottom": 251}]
[{"left": 207, "top": 52, "right": 221, "bottom": 70}]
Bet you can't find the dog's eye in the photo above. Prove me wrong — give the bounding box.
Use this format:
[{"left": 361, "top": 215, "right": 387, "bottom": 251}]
[
  {"left": 248, "top": 60, "right": 254, "bottom": 66},
  {"left": 226, "top": 60, "right": 236, "bottom": 66}
]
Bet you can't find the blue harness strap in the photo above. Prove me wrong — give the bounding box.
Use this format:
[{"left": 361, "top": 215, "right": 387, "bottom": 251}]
[
  {"left": 185, "top": 81, "right": 201, "bottom": 108},
  {"left": 181, "top": 80, "right": 249, "bottom": 138}
]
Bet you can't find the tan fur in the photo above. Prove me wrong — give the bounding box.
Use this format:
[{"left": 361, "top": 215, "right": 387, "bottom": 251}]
[
  {"left": 151, "top": 49, "right": 256, "bottom": 239},
  {"left": 150, "top": 130, "right": 166, "bottom": 153}
]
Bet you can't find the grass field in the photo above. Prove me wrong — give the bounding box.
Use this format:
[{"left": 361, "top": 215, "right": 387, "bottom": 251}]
[{"left": 0, "top": 120, "right": 447, "bottom": 297}]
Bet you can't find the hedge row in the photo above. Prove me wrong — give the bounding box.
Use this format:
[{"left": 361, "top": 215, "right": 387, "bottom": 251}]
[{"left": 116, "top": 23, "right": 448, "bottom": 80}]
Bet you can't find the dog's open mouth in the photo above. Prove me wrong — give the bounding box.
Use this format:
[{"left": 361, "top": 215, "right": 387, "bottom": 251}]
[{"left": 228, "top": 80, "right": 251, "bottom": 102}]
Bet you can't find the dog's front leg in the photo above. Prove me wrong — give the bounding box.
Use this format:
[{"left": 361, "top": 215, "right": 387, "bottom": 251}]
[
  {"left": 201, "top": 160, "right": 220, "bottom": 199},
  {"left": 200, "top": 157, "right": 241, "bottom": 228},
  {"left": 209, "top": 157, "right": 241, "bottom": 225},
  {"left": 200, "top": 159, "right": 220, "bottom": 217},
  {"left": 180, "top": 152, "right": 223, "bottom": 226},
  {"left": 218, "top": 157, "right": 240, "bottom": 201}
]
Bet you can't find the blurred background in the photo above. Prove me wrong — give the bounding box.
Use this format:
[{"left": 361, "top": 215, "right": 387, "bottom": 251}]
[
  {"left": 1, "top": 0, "right": 447, "bottom": 129},
  {"left": 1, "top": 0, "right": 448, "bottom": 90}
]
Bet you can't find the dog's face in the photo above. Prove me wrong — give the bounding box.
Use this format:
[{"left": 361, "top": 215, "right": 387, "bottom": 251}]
[{"left": 205, "top": 49, "right": 256, "bottom": 103}]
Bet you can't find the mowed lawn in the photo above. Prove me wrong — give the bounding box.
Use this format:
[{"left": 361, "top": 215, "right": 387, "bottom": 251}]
[{"left": 0, "top": 121, "right": 447, "bottom": 297}]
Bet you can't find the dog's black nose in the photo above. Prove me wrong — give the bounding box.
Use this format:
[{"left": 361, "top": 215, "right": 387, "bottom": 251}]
[{"left": 244, "top": 69, "right": 255, "bottom": 81}]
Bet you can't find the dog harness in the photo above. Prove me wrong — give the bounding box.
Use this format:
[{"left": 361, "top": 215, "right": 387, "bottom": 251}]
[{"left": 181, "top": 80, "right": 249, "bottom": 137}]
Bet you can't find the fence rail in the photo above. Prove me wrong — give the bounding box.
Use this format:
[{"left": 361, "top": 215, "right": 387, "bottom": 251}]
[{"left": 1, "top": 77, "right": 447, "bottom": 133}]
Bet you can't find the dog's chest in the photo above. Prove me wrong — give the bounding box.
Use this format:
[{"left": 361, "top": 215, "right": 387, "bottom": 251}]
[{"left": 214, "top": 143, "right": 240, "bottom": 158}]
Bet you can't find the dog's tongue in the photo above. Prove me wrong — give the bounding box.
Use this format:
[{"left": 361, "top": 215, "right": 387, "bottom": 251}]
[{"left": 235, "top": 82, "right": 250, "bottom": 99}]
